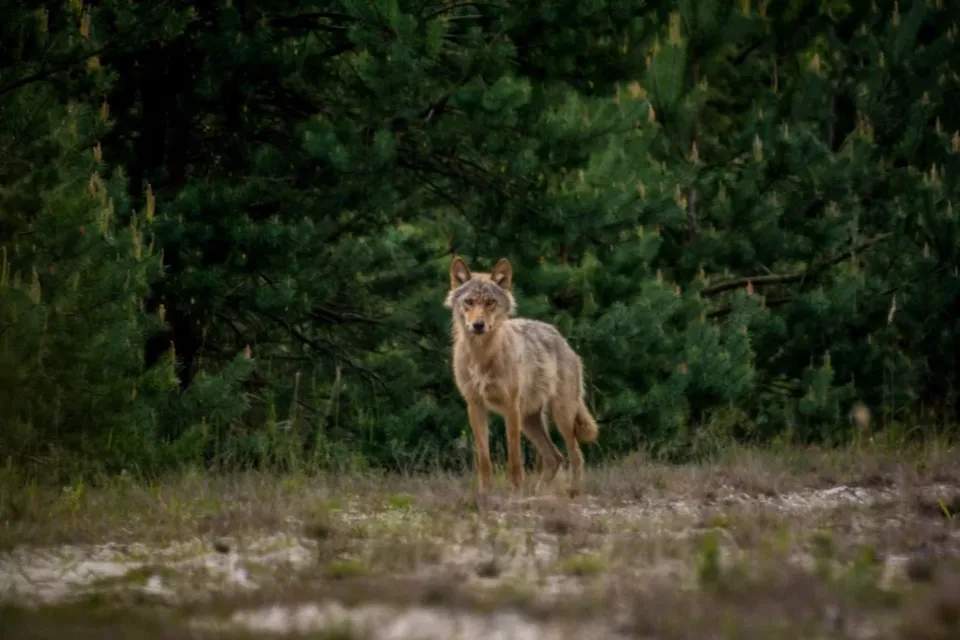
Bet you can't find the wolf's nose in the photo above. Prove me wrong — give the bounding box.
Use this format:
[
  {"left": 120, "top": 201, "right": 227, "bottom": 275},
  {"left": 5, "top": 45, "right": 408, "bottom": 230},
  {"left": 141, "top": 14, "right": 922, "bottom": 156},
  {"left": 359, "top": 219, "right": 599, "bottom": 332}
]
[{"left": 472, "top": 320, "right": 486, "bottom": 333}]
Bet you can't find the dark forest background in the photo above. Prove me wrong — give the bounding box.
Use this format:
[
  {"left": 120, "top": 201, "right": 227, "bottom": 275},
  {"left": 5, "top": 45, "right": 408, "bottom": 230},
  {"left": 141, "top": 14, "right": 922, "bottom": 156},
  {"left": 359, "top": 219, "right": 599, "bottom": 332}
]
[{"left": 2, "top": 0, "right": 958, "bottom": 478}]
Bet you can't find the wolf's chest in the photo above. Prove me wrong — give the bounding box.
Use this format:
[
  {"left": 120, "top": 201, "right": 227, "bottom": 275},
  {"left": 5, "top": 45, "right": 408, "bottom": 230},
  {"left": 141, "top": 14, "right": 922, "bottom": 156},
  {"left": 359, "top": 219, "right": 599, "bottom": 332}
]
[{"left": 457, "top": 363, "right": 511, "bottom": 410}]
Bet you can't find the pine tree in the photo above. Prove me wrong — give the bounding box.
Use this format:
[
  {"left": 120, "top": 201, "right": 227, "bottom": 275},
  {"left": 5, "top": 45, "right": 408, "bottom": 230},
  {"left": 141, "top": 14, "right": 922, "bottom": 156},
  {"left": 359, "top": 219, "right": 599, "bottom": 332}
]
[
  {"left": 0, "top": 3, "right": 176, "bottom": 473},
  {"left": 3, "top": 1, "right": 958, "bottom": 472}
]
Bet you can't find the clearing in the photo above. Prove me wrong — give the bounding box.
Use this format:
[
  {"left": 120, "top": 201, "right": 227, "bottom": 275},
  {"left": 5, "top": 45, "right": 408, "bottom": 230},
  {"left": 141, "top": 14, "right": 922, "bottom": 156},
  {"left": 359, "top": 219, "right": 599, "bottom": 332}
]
[{"left": 2, "top": 444, "right": 959, "bottom": 639}]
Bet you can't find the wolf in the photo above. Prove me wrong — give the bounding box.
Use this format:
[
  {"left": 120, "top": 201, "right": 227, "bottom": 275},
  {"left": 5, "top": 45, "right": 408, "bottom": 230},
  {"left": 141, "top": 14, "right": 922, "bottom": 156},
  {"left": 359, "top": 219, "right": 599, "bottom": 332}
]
[{"left": 444, "top": 257, "right": 598, "bottom": 497}]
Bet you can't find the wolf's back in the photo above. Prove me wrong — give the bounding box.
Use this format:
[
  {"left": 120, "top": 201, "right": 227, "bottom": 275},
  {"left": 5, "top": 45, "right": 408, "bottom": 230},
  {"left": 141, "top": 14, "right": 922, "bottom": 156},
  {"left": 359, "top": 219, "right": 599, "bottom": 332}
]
[{"left": 509, "top": 317, "right": 598, "bottom": 443}]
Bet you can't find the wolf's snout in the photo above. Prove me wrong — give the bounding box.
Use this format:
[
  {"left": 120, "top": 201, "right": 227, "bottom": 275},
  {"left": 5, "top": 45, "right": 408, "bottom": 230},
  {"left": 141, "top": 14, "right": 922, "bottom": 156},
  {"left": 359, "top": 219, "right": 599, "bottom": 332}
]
[{"left": 472, "top": 320, "right": 486, "bottom": 333}]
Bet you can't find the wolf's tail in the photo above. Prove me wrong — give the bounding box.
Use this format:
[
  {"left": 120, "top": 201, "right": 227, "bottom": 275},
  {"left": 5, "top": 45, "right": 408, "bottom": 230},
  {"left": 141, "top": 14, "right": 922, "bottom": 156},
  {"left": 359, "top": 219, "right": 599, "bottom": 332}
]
[{"left": 574, "top": 402, "right": 599, "bottom": 443}]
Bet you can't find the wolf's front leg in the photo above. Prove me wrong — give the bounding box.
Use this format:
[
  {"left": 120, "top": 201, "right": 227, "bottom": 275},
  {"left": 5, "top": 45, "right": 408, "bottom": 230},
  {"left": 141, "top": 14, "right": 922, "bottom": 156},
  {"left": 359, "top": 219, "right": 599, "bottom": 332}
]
[
  {"left": 505, "top": 405, "right": 524, "bottom": 491},
  {"left": 467, "top": 401, "right": 492, "bottom": 494}
]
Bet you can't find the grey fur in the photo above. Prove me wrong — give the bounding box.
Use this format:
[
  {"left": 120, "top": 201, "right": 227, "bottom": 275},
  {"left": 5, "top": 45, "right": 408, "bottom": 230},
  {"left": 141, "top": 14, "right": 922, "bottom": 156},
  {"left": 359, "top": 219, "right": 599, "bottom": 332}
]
[
  {"left": 444, "top": 279, "right": 517, "bottom": 316},
  {"left": 446, "top": 257, "right": 598, "bottom": 496}
]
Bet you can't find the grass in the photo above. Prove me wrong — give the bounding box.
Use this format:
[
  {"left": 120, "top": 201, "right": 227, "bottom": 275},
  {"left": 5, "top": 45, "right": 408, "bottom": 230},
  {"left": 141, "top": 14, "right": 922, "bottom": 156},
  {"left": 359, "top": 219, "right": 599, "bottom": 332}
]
[
  {"left": 325, "top": 558, "right": 371, "bottom": 580},
  {"left": 558, "top": 552, "right": 607, "bottom": 577},
  {"left": 1, "top": 440, "right": 959, "bottom": 638},
  {"left": 385, "top": 493, "right": 415, "bottom": 511},
  {"left": 2, "top": 439, "right": 955, "bottom": 550},
  {"left": 0, "top": 466, "right": 473, "bottom": 549}
]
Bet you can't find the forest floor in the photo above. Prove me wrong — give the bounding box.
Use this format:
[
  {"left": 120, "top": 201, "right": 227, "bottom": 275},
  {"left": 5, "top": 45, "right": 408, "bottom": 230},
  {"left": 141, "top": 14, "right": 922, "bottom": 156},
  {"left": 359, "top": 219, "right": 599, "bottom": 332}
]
[{"left": 2, "top": 443, "right": 960, "bottom": 639}]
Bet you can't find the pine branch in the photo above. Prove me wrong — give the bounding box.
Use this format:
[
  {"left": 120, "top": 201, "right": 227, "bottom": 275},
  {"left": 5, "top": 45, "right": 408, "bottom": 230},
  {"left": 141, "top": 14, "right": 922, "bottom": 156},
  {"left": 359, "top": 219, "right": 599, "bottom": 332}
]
[
  {"left": 0, "top": 47, "right": 108, "bottom": 98},
  {"left": 703, "top": 272, "right": 806, "bottom": 296},
  {"left": 268, "top": 12, "right": 359, "bottom": 31},
  {"left": 707, "top": 296, "right": 792, "bottom": 319},
  {"left": 311, "top": 306, "right": 381, "bottom": 326},
  {"left": 423, "top": 2, "right": 506, "bottom": 20},
  {"left": 701, "top": 233, "right": 893, "bottom": 297},
  {"left": 733, "top": 39, "right": 766, "bottom": 66},
  {"left": 259, "top": 310, "right": 386, "bottom": 389}
]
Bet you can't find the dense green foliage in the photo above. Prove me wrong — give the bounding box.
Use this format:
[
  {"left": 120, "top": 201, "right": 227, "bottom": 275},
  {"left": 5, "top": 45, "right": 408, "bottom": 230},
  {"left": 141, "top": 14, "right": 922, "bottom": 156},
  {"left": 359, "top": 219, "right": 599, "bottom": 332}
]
[{"left": 2, "top": 1, "right": 958, "bottom": 475}]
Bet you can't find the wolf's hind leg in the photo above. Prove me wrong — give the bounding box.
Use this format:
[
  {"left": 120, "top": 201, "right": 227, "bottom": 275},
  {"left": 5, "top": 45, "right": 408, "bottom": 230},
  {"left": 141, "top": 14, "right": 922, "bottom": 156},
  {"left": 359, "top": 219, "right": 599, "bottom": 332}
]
[
  {"left": 550, "top": 398, "right": 584, "bottom": 497},
  {"left": 522, "top": 411, "right": 564, "bottom": 490}
]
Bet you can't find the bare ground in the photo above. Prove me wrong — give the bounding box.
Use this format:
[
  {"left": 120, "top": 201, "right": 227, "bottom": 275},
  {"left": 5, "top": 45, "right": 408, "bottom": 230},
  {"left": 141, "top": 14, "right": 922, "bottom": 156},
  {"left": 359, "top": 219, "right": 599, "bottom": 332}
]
[{"left": 2, "top": 444, "right": 960, "bottom": 639}]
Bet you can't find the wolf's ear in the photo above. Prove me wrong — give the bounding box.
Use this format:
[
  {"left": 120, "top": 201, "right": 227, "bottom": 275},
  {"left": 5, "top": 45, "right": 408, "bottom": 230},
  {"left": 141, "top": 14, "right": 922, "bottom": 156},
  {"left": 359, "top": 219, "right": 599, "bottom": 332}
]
[
  {"left": 450, "top": 257, "right": 471, "bottom": 289},
  {"left": 491, "top": 258, "right": 513, "bottom": 290}
]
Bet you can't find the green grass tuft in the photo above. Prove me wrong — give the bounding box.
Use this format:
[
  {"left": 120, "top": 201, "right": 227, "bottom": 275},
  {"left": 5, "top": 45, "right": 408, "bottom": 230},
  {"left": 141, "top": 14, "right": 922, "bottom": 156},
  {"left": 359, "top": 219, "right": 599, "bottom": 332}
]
[
  {"left": 558, "top": 553, "right": 607, "bottom": 577},
  {"left": 325, "top": 558, "right": 370, "bottom": 580}
]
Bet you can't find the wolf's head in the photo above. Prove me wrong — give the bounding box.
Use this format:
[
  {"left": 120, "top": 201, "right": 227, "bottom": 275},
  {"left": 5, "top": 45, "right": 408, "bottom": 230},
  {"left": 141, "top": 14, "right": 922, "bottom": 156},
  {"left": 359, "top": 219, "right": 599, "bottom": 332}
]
[{"left": 444, "top": 257, "right": 516, "bottom": 336}]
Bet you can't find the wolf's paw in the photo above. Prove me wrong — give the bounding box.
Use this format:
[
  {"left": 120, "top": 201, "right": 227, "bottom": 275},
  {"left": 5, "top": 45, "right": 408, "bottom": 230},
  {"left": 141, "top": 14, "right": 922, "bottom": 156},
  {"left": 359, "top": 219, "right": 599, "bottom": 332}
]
[
  {"left": 531, "top": 477, "right": 544, "bottom": 495},
  {"left": 544, "top": 455, "right": 564, "bottom": 483}
]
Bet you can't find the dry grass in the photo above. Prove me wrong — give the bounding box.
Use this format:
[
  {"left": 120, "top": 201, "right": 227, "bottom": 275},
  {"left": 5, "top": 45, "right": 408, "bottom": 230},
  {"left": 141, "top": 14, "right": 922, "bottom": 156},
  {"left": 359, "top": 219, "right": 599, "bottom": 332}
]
[
  {"left": 2, "top": 440, "right": 960, "bottom": 639},
  {"left": 0, "top": 467, "right": 475, "bottom": 549}
]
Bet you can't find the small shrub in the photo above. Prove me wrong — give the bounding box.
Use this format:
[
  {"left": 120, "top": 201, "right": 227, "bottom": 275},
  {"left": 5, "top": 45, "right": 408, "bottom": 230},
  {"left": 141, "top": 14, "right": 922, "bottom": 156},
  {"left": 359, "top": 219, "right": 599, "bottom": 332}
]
[
  {"left": 697, "top": 531, "right": 722, "bottom": 586},
  {"left": 325, "top": 558, "right": 369, "bottom": 580},
  {"left": 559, "top": 553, "right": 607, "bottom": 577},
  {"left": 386, "top": 494, "right": 414, "bottom": 511}
]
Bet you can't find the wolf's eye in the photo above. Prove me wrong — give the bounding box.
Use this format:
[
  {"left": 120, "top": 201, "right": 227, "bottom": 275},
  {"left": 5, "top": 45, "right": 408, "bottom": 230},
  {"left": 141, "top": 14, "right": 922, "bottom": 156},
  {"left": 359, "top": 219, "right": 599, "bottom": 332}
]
[
  {"left": 464, "top": 298, "right": 476, "bottom": 306},
  {"left": 485, "top": 299, "right": 496, "bottom": 308}
]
